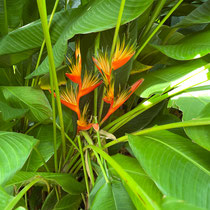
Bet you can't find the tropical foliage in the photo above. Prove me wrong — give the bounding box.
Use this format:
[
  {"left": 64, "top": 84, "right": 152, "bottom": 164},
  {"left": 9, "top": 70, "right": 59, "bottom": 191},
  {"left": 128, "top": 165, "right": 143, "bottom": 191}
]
[{"left": 0, "top": 0, "right": 210, "bottom": 209}]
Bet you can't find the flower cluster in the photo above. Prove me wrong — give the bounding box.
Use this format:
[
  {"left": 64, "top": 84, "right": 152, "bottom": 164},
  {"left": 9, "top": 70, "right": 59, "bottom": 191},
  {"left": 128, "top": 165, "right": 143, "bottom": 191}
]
[{"left": 53, "top": 39, "right": 143, "bottom": 132}]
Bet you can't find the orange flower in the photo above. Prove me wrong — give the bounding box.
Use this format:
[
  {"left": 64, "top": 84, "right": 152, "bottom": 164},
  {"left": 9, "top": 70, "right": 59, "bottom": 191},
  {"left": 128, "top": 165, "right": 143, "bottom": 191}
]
[
  {"left": 59, "top": 86, "right": 81, "bottom": 118},
  {"left": 101, "top": 79, "right": 144, "bottom": 124},
  {"left": 77, "top": 104, "right": 98, "bottom": 132},
  {"left": 112, "top": 38, "right": 135, "bottom": 70},
  {"left": 103, "top": 82, "right": 114, "bottom": 104},
  {"left": 92, "top": 51, "right": 111, "bottom": 85},
  {"left": 78, "top": 71, "right": 102, "bottom": 99},
  {"left": 65, "top": 41, "right": 82, "bottom": 84}
]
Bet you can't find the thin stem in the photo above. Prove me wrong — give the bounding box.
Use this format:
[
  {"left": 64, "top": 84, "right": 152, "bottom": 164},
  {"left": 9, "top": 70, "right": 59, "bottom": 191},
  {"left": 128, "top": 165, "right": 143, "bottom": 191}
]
[
  {"left": 37, "top": 0, "right": 66, "bottom": 160},
  {"left": 110, "top": 0, "right": 126, "bottom": 60},
  {"left": 139, "top": 0, "right": 167, "bottom": 42},
  {"left": 78, "top": 135, "right": 90, "bottom": 195},
  {"left": 25, "top": 122, "right": 42, "bottom": 134},
  {"left": 87, "top": 151, "right": 95, "bottom": 186},
  {"left": 98, "top": 87, "right": 106, "bottom": 121},
  {"left": 3, "top": 0, "right": 8, "bottom": 35},
  {"left": 5, "top": 178, "right": 40, "bottom": 210},
  {"left": 94, "top": 33, "right": 100, "bottom": 117},
  {"left": 134, "top": 0, "right": 183, "bottom": 59},
  {"left": 104, "top": 118, "right": 210, "bottom": 149}
]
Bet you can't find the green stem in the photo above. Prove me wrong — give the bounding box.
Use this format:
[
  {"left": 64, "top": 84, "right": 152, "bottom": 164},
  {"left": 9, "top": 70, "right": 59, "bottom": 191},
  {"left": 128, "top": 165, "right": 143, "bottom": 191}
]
[
  {"left": 37, "top": 0, "right": 66, "bottom": 160},
  {"left": 134, "top": 0, "right": 183, "bottom": 59},
  {"left": 3, "top": 0, "right": 8, "bottom": 35},
  {"left": 139, "top": 0, "right": 167, "bottom": 42},
  {"left": 94, "top": 33, "right": 100, "bottom": 117},
  {"left": 98, "top": 87, "right": 106, "bottom": 121},
  {"left": 78, "top": 135, "right": 90, "bottom": 195},
  {"left": 104, "top": 118, "right": 210, "bottom": 149},
  {"left": 110, "top": 0, "right": 126, "bottom": 59},
  {"left": 25, "top": 122, "right": 42, "bottom": 134},
  {"left": 87, "top": 151, "right": 95, "bottom": 186},
  {"left": 5, "top": 178, "right": 40, "bottom": 210}
]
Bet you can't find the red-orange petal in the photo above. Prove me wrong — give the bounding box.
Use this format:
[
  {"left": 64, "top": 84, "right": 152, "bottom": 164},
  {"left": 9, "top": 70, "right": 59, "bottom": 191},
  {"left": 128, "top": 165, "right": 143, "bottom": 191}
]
[
  {"left": 79, "top": 81, "right": 102, "bottom": 98},
  {"left": 77, "top": 123, "right": 93, "bottom": 132},
  {"left": 112, "top": 52, "right": 135, "bottom": 70},
  {"left": 92, "top": 57, "right": 103, "bottom": 75},
  {"left": 60, "top": 99, "right": 81, "bottom": 118},
  {"left": 65, "top": 73, "right": 81, "bottom": 84}
]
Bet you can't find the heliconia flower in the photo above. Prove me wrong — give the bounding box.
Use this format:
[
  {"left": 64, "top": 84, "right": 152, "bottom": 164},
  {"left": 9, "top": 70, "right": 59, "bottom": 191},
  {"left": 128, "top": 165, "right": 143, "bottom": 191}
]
[
  {"left": 77, "top": 104, "right": 97, "bottom": 132},
  {"left": 111, "top": 38, "right": 135, "bottom": 70},
  {"left": 92, "top": 52, "right": 112, "bottom": 85},
  {"left": 59, "top": 86, "right": 81, "bottom": 118},
  {"left": 103, "top": 82, "right": 114, "bottom": 104},
  {"left": 65, "top": 41, "right": 82, "bottom": 85},
  {"left": 78, "top": 71, "right": 102, "bottom": 100},
  {"left": 101, "top": 79, "right": 144, "bottom": 124}
]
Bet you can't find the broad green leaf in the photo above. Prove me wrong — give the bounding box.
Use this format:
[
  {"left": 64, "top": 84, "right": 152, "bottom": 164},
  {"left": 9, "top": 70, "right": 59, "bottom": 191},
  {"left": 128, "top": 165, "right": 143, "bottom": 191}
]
[
  {"left": 41, "top": 189, "right": 57, "bottom": 210},
  {"left": 161, "top": 197, "right": 206, "bottom": 210},
  {"left": 0, "top": 86, "right": 52, "bottom": 122},
  {"left": 90, "top": 178, "right": 135, "bottom": 210},
  {"left": 26, "top": 0, "right": 154, "bottom": 78},
  {"left": 0, "top": 187, "right": 13, "bottom": 210},
  {"left": 0, "top": 101, "right": 28, "bottom": 121},
  {"left": 168, "top": 85, "right": 210, "bottom": 150},
  {"left": 128, "top": 130, "right": 210, "bottom": 209},
  {"left": 25, "top": 124, "right": 61, "bottom": 171},
  {"left": 129, "top": 59, "right": 208, "bottom": 98},
  {"left": 54, "top": 194, "right": 82, "bottom": 210},
  {"left": 6, "top": 171, "right": 85, "bottom": 195},
  {"left": 152, "top": 30, "right": 210, "bottom": 60},
  {"left": 174, "top": 0, "right": 210, "bottom": 28},
  {"left": 0, "top": 132, "right": 37, "bottom": 185},
  {"left": 110, "top": 154, "right": 163, "bottom": 208}
]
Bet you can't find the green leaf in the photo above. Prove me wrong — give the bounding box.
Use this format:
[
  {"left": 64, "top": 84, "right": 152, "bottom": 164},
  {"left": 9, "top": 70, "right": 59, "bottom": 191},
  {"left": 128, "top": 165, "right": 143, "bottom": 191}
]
[
  {"left": 6, "top": 171, "right": 85, "bottom": 195},
  {"left": 0, "top": 187, "right": 13, "bottom": 210},
  {"left": 0, "top": 101, "right": 28, "bottom": 121},
  {"left": 25, "top": 124, "right": 61, "bottom": 171},
  {"left": 174, "top": 0, "right": 210, "bottom": 28},
  {"left": 152, "top": 30, "right": 210, "bottom": 60},
  {"left": 168, "top": 85, "right": 210, "bottom": 150},
  {"left": 161, "top": 197, "right": 206, "bottom": 210},
  {"left": 0, "top": 86, "right": 52, "bottom": 122},
  {"left": 0, "top": 131, "right": 37, "bottom": 185},
  {"left": 110, "top": 154, "right": 163, "bottom": 208},
  {"left": 26, "top": 0, "right": 154, "bottom": 78},
  {"left": 128, "top": 130, "right": 210, "bottom": 209},
  {"left": 54, "top": 194, "right": 82, "bottom": 210},
  {"left": 90, "top": 178, "right": 135, "bottom": 210},
  {"left": 129, "top": 59, "right": 208, "bottom": 98}
]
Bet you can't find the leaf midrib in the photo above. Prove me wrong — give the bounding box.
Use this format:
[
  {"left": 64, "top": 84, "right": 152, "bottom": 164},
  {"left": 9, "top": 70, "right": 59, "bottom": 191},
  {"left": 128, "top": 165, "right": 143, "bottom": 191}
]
[{"left": 145, "top": 135, "right": 210, "bottom": 176}]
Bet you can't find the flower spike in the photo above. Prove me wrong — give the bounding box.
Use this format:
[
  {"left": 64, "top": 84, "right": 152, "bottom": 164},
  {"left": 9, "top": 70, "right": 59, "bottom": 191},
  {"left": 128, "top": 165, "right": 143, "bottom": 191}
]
[
  {"left": 66, "top": 41, "right": 82, "bottom": 84},
  {"left": 111, "top": 38, "right": 135, "bottom": 70},
  {"left": 101, "top": 79, "right": 144, "bottom": 124},
  {"left": 103, "top": 82, "right": 114, "bottom": 104},
  {"left": 92, "top": 51, "right": 112, "bottom": 85}
]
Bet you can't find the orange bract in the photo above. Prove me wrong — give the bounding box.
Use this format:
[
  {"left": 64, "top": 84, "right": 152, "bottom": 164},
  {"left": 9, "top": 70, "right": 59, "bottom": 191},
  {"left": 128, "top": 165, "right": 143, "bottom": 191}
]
[{"left": 112, "top": 38, "right": 135, "bottom": 70}]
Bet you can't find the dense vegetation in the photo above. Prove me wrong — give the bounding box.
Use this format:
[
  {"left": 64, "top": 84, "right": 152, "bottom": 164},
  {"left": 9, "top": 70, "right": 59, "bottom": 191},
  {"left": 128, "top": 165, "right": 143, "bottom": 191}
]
[{"left": 0, "top": 0, "right": 210, "bottom": 209}]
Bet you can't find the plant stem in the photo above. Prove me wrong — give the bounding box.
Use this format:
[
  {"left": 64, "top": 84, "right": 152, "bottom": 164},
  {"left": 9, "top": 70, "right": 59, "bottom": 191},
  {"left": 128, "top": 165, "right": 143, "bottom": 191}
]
[
  {"left": 94, "top": 33, "right": 100, "bottom": 117},
  {"left": 5, "top": 178, "right": 40, "bottom": 210},
  {"left": 139, "top": 0, "right": 167, "bottom": 42},
  {"left": 87, "top": 151, "right": 95, "bottom": 186},
  {"left": 104, "top": 118, "right": 210, "bottom": 149},
  {"left": 37, "top": 0, "right": 66, "bottom": 160},
  {"left": 110, "top": 0, "right": 126, "bottom": 59},
  {"left": 134, "top": 0, "right": 183, "bottom": 59},
  {"left": 78, "top": 135, "right": 90, "bottom": 195},
  {"left": 3, "top": 0, "right": 8, "bottom": 35}
]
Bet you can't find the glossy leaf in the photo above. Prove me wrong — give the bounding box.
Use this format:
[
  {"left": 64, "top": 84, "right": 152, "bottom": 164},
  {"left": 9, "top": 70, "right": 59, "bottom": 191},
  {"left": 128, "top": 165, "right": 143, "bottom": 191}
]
[
  {"left": 168, "top": 85, "right": 210, "bottom": 150},
  {"left": 0, "top": 131, "right": 37, "bottom": 185},
  {"left": 6, "top": 171, "right": 85, "bottom": 195},
  {"left": 128, "top": 131, "right": 210, "bottom": 209},
  {"left": 0, "top": 86, "right": 52, "bottom": 122},
  {"left": 152, "top": 30, "right": 210, "bottom": 60},
  {"left": 174, "top": 0, "right": 210, "bottom": 28},
  {"left": 0, "top": 187, "right": 13, "bottom": 210},
  {"left": 25, "top": 124, "right": 61, "bottom": 171},
  {"left": 130, "top": 59, "right": 208, "bottom": 98}
]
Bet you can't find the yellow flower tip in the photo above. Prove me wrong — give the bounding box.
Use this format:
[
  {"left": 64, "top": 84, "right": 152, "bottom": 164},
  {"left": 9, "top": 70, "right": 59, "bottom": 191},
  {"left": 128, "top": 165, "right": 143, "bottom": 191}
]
[
  {"left": 103, "top": 83, "right": 114, "bottom": 104},
  {"left": 92, "top": 52, "right": 112, "bottom": 84},
  {"left": 112, "top": 39, "right": 135, "bottom": 70}
]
